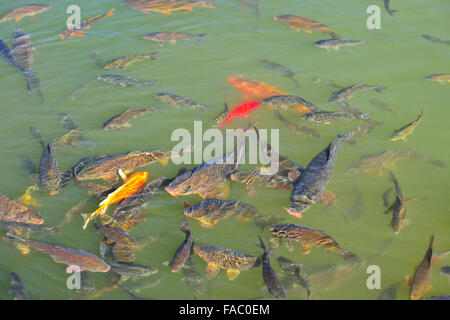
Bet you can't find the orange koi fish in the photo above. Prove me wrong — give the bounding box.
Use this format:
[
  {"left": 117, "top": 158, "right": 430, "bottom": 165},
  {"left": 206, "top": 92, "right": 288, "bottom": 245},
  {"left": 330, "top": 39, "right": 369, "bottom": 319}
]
[
  {"left": 82, "top": 171, "right": 148, "bottom": 229},
  {"left": 60, "top": 8, "right": 115, "bottom": 40},
  {"left": 227, "top": 75, "right": 287, "bottom": 102},
  {"left": 219, "top": 101, "right": 260, "bottom": 128}
]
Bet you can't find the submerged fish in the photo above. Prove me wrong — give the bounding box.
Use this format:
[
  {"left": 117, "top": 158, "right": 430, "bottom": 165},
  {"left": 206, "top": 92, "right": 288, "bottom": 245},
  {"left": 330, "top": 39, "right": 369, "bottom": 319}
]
[
  {"left": 170, "top": 220, "right": 193, "bottom": 272},
  {"left": 102, "top": 52, "right": 159, "bottom": 69},
  {"left": 76, "top": 150, "right": 171, "bottom": 184},
  {"left": 0, "top": 40, "right": 26, "bottom": 73},
  {"left": 439, "top": 266, "right": 450, "bottom": 277},
  {"left": 54, "top": 128, "right": 83, "bottom": 149},
  {"left": 219, "top": 101, "right": 260, "bottom": 127},
  {"left": 183, "top": 256, "right": 206, "bottom": 297},
  {"left": 227, "top": 75, "right": 287, "bottom": 102},
  {"left": 111, "top": 242, "right": 135, "bottom": 264},
  {"left": 11, "top": 29, "right": 42, "bottom": 99},
  {"left": 98, "top": 74, "right": 155, "bottom": 87},
  {"left": 6, "top": 233, "right": 110, "bottom": 272},
  {"left": 261, "top": 95, "right": 317, "bottom": 114},
  {"left": 286, "top": 133, "right": 349, "bottom": 218},
  {"left": 422, "top": 34, "right": 450, "bottom": 46},
  {"left": 369, "top": 98, "right": 396, "bottom": 115},
  {"left": 302, "top": 111, "right": 369, "bottom": 124},
  {"left": 108, "top": 261, "right": 157, "bottom": 277},
  {"left": 184, "top": 199, "right": 260, "bottom": 228},
  {"left": 165, "top": 146, "right": 244, "bottom": 199},
  {"left": 38, "top": 140, "right": 62, "bottom": 195},
  {"left": 83, "top": 171, "right": 148, "bottom": 229},
  {"left": 121, "top": 0, "right": 216, "bottom": 14},
  {"left": 274, "top": 15, "right": 339, "bottom": 38},
  {"left": 269, "top": 224, "right": 360, "bottom": 263},
  {"left": 95, "top": 222, "right": 139, "bottom": 248},
  {"left": 9, "top": 272, "right": 29, "bottom": 300},
  {"left": 194, "top": 245, "right": 259, "bottom": 280},
  {"left": 273, "top": 110, "right": 320, "bottom": 139},
  {"left": 155, "top": 92, "right": 208, "bottom": 111},
  {"left": 406, "top": 234, "right": 434, "bottom": 300},
  {"left": 314, "top": 38, "right": 367, "bottom": 51},
  {"left": 102, "top": 107, "right": 159, "bottom": 130},
  {"left": 257, "top": 237, "right": 286, "bottom": 299},
  {"left": 346, "top": 150, "right": 446, "bottom": 176},
  {"left": 2, "top": 221, "right": 58, "bottom": 235},
  {"left": 59, "top": 113, "right": 79, "bottom": 131},
  {"left": 385, "top": 171, "right": 407, "bottom": 234},
  {"left": 390, "top": 110, "right": 423, "bottom": 141},
  {"left": 0, "top": 4, "right": 51, "bottom": 23},
  {"left": 329, "top": 83, "right": 386, "bottom": 103},
  {"left": 277, "top": 256, "right": 311, "bottom": 299},
  {"left": 425, "top": 74, "right": 450, "bottom": 84},
  {"left": 143, "top": 32, "right": 207, "bottom": 45},
  {"left": 383, "top": 0, "right": 397, "bottom": 16},
  {"left": 59, "top": 8, "right": 115, "bottom": 40},
  {"left": 258, "top": 59, "right": 299, "bottom": 87},
  {"left": 347, "top": 121, "right": 377, "bottom": 144},
  {"left": 214, "top": 103, "right": 229, "bottom": 126}
]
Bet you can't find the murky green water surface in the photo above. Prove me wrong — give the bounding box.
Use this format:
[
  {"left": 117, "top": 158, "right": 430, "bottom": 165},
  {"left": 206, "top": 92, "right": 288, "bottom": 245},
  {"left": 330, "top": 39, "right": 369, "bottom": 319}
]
[{"left": 0, "top": 0, "right": 449, "bottom": 300}]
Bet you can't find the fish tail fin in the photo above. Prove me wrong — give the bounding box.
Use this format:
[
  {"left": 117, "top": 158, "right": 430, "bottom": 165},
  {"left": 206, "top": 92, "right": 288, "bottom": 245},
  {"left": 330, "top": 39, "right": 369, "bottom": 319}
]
[
  {"left": 144, "top": 80, "right": 155, "bottom": 86},
  {"left": 256, "top": 235, "right": 266, "bottom": 250},
  {"left": 426, "top": 233, "right": 435, "bottom": 265},
  {"left": 107, "top": 8, "right": 115, "bottom": 17},
  {"left": 83, "top": 204, "right": 108, "bottom": 229},
  {"left": 338, "top": 248, "right": 360, "bottom": 264},
  {"left": 197, "top": 34, "right": 208, "bottom": 42}
]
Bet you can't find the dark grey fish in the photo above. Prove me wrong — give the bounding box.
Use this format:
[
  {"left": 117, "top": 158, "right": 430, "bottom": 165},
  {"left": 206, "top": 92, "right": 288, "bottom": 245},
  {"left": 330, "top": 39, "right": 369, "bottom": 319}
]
[
  {"left": 422, "top": 34, "right": 450, "bottom": 46},
  {"left": 277, "top": 256, "right": 311, "bottom": 299},
  {"left": 121, "top": 285, "right": 151, "bottom": 300},
  {"left": 329, "top": 83, "right": 386, "bottom": 103},
  {"left": 385, "top": 170, "right": 407, "bottom": 234},
  {"left": 286, "top": 132, "right": 350, "bottom": 218},
  {"left": 314, "top": 38, "right": 367, "bottom": 51},
  {"left": 155, "top": 92, "right": 209, "bottom": 111},
  {"left": 38, "top": 139, "right": 62, "bottom": 195},
  {"left": 0, "top": 39, "right": 25, "bottom": 72},
  {"left": 383, "top": 0, "right": 398, "bottom": 16},
  {"left": 170, "top": 219, "right": 193, "bottom": 273},
  {"left": 182, "top": 256, "right": 206, "bottom": 297},
  {"left": 98, "top": 74, "right": 155, "bottom": 87},
  {"left": 10, "top": 272, "right": 29, "bottom": 300},
  {"left": 29, "top": 126, "right": 45, "bottom": 150},
  {"left": 274, "top": 110, "right": 320, "bottom": 138},
  {"left": 77, "top": 271, "right": 95, "bottom": 294},
  {"left": 369, "top": 98, "right": 396, "bottom": 115},
  {"left": 259, "top": 59, "right": 299, "bottom": 87},
  {"left": 11, "top": 30, "right": 37, "bottom": 94},
  {"left": 257, "top": 237, "right": 286, "bottom": 299}
]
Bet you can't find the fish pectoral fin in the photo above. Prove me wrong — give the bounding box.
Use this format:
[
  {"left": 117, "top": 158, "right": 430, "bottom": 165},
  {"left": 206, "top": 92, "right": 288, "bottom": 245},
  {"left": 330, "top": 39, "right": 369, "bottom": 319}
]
[
  {"left": 303, "top": 29, "right": 312, "bottom": 34},
  {"left": 426, "top": 285, "right": 432, "bottom": 291},
  {"left": 226, "top": 269, "right": 241, "bottom": 281},
  {"left": 405, "top": 275, "right": 412, "bottom": 285},
  {"left": 169, "top": 40, "right": 176, "bottom": 45},
  {"left": 205, "top": 263, "right": 220, "bottom": 280},
  {"left": 301, "top": 245, "right": 312, "bottom": 255},
  {"left": 200, "top": 184, "right": 229, "bottom": 200}
]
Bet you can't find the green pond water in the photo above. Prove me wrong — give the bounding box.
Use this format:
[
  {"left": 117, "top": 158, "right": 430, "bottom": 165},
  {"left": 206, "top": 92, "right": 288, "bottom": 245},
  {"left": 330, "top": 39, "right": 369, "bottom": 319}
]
[{"left": 0, "top": 0, "right": 449, "bottom": 300}]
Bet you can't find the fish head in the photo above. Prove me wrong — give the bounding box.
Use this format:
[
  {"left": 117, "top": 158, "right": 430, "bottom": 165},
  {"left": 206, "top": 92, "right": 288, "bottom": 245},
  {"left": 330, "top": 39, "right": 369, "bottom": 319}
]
[
  {"left": 183, "top": 204, "right": 195, "bottom": 217},
  {"left": 165, "top": 169, "right": 197, "bottom": 197}
]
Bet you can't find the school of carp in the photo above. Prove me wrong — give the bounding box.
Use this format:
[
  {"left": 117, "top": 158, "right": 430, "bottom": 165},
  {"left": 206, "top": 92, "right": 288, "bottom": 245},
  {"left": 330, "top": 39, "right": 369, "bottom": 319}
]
[{"left": 0, "top": 1, "right": 449, "bottom": 301}]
